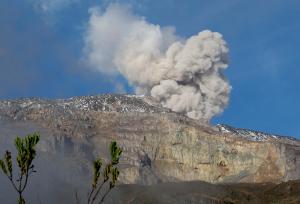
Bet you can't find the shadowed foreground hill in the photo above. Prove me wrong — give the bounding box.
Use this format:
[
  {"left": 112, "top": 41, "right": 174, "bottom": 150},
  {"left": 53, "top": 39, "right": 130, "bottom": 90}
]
[{"left": 106, "top": 180, "right": 300, "bottom": 204}]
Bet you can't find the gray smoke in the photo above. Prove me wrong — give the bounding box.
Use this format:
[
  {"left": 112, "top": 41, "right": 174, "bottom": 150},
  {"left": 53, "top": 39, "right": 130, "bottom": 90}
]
[{"left": 83, "top": 4, "right": 231, "bottom": 122}]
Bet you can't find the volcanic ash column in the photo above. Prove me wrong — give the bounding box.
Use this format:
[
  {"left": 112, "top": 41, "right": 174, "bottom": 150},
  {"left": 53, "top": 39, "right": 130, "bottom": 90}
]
[{"left": 83, "top": 4, "right": 231, "bottom": 122}]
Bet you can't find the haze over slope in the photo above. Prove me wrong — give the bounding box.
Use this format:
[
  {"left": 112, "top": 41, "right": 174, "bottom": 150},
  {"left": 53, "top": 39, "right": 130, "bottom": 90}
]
[{"left": 0, "top": 95, "right": 299, "bottom": 203}]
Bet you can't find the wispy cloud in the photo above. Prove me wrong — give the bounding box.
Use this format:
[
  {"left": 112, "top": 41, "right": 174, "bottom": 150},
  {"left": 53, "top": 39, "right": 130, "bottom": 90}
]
[
  {"left": 29, "top": 0, "right": 79, "bottom": 12},
  {"left": 28, "top": 0, "right": 147, "bottom": 13}
]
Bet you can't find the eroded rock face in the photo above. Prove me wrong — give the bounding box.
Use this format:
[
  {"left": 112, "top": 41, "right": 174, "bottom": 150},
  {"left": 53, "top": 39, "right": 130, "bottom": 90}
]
[{"left": 0, "top": 94, "right": 299, "bottom": 185}]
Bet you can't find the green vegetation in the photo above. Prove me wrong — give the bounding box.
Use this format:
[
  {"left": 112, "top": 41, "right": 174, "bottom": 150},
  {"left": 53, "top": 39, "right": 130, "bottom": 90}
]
[
  {"left": 87, "top": 141, "right": 122, "bottom": 204},
  {"left": 0, "top": 133, "right": 122, "bottom": 204},
  {"left": 0, "top": 133, "right": 40, "bottom": 204}
]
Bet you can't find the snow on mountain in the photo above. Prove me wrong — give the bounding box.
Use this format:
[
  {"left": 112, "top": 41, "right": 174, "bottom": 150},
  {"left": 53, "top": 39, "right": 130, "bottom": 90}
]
[{"left": 216, "top": 124, "right": 298, "bottom": 143}]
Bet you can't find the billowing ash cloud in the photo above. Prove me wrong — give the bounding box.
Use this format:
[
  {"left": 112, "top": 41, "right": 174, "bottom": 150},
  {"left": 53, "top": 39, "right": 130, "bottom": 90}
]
[{"left": 83, "top": 4, "right": 231, "bottom": 122}]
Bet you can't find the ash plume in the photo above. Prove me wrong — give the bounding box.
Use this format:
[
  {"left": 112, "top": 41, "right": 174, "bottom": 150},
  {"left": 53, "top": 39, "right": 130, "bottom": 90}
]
[{"left": 83, "top": 4, "right": 231, "bottom": 122}]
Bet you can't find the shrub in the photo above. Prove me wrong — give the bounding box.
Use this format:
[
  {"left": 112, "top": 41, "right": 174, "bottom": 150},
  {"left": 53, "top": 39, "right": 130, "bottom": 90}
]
[
  {"left": 0, "top": 133, "right": 40, "bottom": 204},
  {"left": 0, "top": 133, "right": 122, "bottom": 204},
  {"left": 87, "top": 141, "right": 122, "bottom": 204}
]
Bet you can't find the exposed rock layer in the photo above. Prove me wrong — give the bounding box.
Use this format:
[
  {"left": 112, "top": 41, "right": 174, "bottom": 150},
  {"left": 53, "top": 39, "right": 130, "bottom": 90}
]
[{"left": 0, "top": 95, "right": 299, "bottom": 185}]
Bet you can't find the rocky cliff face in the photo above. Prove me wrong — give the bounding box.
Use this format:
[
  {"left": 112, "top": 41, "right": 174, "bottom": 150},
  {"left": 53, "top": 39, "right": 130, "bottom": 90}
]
[{"left": 0, "top": 95, "right": 299, "bottom": 185}]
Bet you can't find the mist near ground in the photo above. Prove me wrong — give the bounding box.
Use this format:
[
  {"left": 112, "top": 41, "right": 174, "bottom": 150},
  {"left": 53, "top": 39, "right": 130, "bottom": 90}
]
[{"left": 0, "top": 119, "right": 92, "bottom": 204}]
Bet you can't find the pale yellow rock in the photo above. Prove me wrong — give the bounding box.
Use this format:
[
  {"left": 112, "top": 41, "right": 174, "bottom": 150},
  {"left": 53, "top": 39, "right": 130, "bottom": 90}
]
[{"left": 0, "top": 95, "right": 299, "bottom": 185}]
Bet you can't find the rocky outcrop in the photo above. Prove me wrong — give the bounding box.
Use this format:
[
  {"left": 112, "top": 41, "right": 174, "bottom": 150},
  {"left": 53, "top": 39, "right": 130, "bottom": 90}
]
[{"left": 0, "top": 95, "right": 299, "bottom": 185}]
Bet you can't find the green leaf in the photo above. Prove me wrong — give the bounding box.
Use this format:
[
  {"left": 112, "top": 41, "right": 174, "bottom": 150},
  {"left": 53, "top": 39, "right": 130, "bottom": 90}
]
[
  {"left": 4, "top": 151, "right": 12, "bottom": 176},
  {"left": 109, "top": 141, "right": 122, "bottom": 165},
  {"left": 92, "top": 158, "right": 102, "bottom": 187},
  {"left": 103, "top": 164, "right": 111, "bottom": 182},
  {"left": 18, "top": 196, "right": 25, "bottom": 204},
  {"left": 0, "top": 159, "right": 7, "bottom": 175},
  {"left": 14, "top": 133, "right": 40, "bottom": 174},
  {"left": 111, "top": 167, "right": 119, "bottom": 186}
]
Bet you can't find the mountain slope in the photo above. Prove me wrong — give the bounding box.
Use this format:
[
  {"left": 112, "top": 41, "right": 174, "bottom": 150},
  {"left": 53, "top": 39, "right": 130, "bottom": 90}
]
[{"left": 0, "top": 94, "right": 299, "bottom": 185}]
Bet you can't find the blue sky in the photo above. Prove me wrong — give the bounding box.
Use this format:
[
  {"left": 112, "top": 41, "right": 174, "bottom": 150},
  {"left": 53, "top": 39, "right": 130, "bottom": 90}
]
[{"left": 1, "top": 0, "right": 300, "bottom": 138}]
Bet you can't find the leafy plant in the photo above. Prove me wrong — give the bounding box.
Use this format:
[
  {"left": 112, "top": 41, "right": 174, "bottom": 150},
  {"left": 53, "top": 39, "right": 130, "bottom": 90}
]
[
  {"left": 87, "top": 141, "right": 122, "bottom": 204},
  {"left": 0, "top": 133, "right": 40, "bottom": 204}
]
